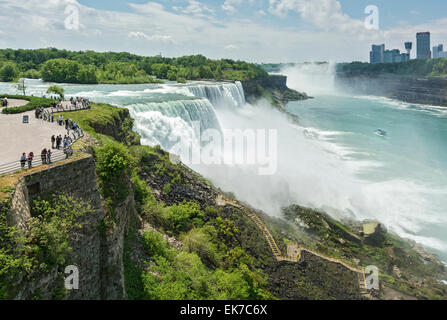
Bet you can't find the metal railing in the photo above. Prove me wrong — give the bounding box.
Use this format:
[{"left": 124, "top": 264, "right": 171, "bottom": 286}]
[
  {"left": 0, "top": 102, "right": 87, "bottom": 176},
  {"left": 50, "top": 102, "right": 91, "bottom": 114},
  {"left": 0, "top": 129, "right": 84, "bottom": 176}
]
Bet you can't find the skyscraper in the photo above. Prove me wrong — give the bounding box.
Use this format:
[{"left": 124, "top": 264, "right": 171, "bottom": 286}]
[
  {"left": 370, "top": 44, "right": 385, "bottom": 64},
  {"left": 433, "top": 44, "right": 444, "bottom": 59},
  {"left": 417, "top": 32, "right": 431, "bottom": 60}
]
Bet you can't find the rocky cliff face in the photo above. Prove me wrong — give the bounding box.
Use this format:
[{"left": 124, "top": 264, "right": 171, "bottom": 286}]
[
  {"left": 100, "top": 174, "right": 137, "bottom": 300},
  {"left": 9, "top": 156, "right": 104, "bottom": 299},
  {"left": 7, "top": 154, "right": 136, "bottom": 300},
  {"left": 336, "top": 73, "right": 447, "bottom": 107},
  {"left": 89, "top": 107, "right": 140, "bottom": 146},
  {"left": 241, "top": 75, "right": 310, "bottom": 109}
]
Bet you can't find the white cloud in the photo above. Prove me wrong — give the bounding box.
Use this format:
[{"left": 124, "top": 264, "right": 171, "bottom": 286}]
[
  {"left": 173, "top": 0, "right": 215, "bottom": 17},
  {"left": 224, "top": 44, "right": 239, "bottom": 50},
  {"left": 222, "top": 0, "right": 243, "bottom": 14},
  {"left": 128, "top": 31, "right": 172, "bottom": 42},
  {"left": 268, "top": 0, "right": 373, "bottom": 36}
]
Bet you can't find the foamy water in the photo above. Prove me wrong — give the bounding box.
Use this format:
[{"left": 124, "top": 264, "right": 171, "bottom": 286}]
[{"left": 283, "top": 63, "right": 447, "bottom": 260}]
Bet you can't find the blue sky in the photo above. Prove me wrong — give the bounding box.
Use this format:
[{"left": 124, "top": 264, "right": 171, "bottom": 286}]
[
  {"left": 1, "top": 0, "right": 447, "bottom": 62},
  {"left": 77, "top": 0, "right": 447, "bottom": 29}
]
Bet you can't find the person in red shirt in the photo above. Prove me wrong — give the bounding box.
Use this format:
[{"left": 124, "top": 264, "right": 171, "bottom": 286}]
[{"left": 27, "top": 152, "right": 34, "bottom": 169}]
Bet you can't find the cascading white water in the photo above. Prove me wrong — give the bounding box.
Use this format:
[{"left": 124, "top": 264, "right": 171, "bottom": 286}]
[
  {"left": 128, "top": 82, "right": 246, "bottom": 151},
  {"left": 128, "top": 98, "right": 222, "bottom": 149},
  {"left": 186, "top": 81, "right": 246, "bottom": 108}
]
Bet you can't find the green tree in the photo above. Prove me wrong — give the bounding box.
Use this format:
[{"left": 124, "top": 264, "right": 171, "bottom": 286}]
[
  {"left": 167, "top": 69, "right": 178, "bottom": 81},
  {"left": 41, "top": 58, "right": 81, "bottom": 83},
  {"left": 152, "top": 63, "right": 171, "bottom": 79},
  {"left": 47, "top": 85, "right": 65, "bottom": 99},
  {"left": 162, "top": 201, "right": 204, "bottom": 233},
  {"left": 24, "top": 69, "right": 41, "bottom": 79},
  {"left": 77, "top": 65, "right": 98, "bottom": 84},
  {"left": 0, "top": 62, "right": 18, "bottom": 82}
]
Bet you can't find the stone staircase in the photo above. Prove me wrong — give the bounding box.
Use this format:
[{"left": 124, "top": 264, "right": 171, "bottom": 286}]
[
  {"left": 216, "top": 195, "right": 283, "bottom": 260},
  {"left": 216, "top": 194, "right": 371, "bottom": 299}
]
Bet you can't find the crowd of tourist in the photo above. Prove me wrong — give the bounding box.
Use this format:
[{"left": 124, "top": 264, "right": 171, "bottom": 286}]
[
  {"left": 56, "top": 114, "right": 80, "bottom": 134},
  {"left": 70, "top": 97, "right": 90, "bottom": 109},
  {"left": 51, "top": 134, "right": 71, "bottom": 150},
  {"left": 34, "top": 106, "right": 54, "bottom": 122},
  {"left": 19, "top": 133, "right": 74, "bottom": 169},
  {"left": 19, "top": 148, "right": 55, "bottom": 169},
  {"left": 16, "top": 97, "right": 85, "bottom": 171}
]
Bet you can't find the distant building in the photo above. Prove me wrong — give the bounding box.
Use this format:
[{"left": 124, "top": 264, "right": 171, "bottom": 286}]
[
  {"left": 417, "top": 32, "right": 431, "bottom": 60},
  {"left": 396, "top": 53, "right": 410, "bottom": 63},
  {"left": 383, "top": 49, "right": 399, "bottom": 63},
  {"left": 433, "top": 44, "right": 445, "bottom": 59},
  {"left": 382, "top": 49, "right": 409, "bottom": 63},
  {"left": 405, "top": 42, "right": 413, "bottom": 56},
  {"left": 370, "top": 44, "right": 385, "bottom": 64},
  {"left": 370, "top": 43, "right": 410, "bottom": 64}
]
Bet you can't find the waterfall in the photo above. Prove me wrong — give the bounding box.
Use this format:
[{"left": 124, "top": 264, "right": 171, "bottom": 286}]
[
  {"left": 128, "top": 98, "right": 221, "bottom": 148},
  {"left": 128, "top": 82, "right": 247, "bottom": 149},
  {"left": 186, "top": 81, "right": 246, "bottom": 108},
  {"left": 129, "top": 98, "right": 220, "bottom": 132}
]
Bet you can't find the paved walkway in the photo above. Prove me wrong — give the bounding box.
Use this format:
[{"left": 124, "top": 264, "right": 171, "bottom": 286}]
[{"left": 0, "top": 109, "right": 67, "bottom": 164}]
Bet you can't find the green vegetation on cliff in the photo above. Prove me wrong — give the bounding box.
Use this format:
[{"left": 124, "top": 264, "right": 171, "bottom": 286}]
[
  {"left": 0, "top": 48, "right": 268, "bottom": 84},
  {"left": 0, "top": 195, "right": 93, "bottom": 299}
]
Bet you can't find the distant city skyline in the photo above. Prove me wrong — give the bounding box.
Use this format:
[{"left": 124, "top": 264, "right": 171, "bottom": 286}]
[
  {"left": 1, "top": 0, "right": 447, "bottom": 63},
  {"left": 370, "top": 30, "right": 447, "bottom": 64}
]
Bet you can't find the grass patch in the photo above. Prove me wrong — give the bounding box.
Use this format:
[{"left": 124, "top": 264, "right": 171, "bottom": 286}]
[{"left": 1, "top": 94, "right": 56, "bottom": 114}]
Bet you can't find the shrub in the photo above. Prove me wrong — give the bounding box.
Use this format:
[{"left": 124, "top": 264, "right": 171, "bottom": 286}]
[
  {"left": 1, "top": 95, "right": 56, "bottom": 114},
  {"left": 142, "top": 230, "right": 172, "bottom": 259},
  {"left": 95, "top": 141, "right": 134, "bottom": 203},
  {"left": 182, "top": 226, "right": 220, "bottom": 267},
  {"left": 161, "top": 201, "right": 204, "bottom": 233},
  {"left": 47, "top": 85, "right": 65, "bottom": 99}
]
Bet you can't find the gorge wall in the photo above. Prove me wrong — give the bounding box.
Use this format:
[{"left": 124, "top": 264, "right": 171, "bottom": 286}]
[
  {"left": 7, "top": 155, "right": 135, "bottom": 300},
  {"left": 336, "top": 73, "right": 447, "bottom": 107}
]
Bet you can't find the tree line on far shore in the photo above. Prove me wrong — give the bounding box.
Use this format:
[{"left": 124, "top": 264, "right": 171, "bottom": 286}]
[
  {"left": 337, "top": 58, "right": 447, "bottom": 78},
  {"left": 0, "top": 48, "right": 267, "bottom": 84}
]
